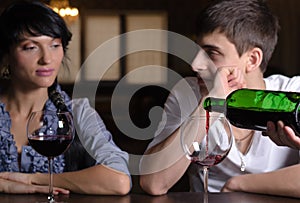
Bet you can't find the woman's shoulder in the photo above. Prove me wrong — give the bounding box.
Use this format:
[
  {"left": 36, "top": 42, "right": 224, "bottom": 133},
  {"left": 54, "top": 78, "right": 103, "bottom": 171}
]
[
  {"left": 69, "top": 98, "right": 99, "bottom": 123},
  {"left": 70, "top": 98, "right": 92, "bottom": 111}
]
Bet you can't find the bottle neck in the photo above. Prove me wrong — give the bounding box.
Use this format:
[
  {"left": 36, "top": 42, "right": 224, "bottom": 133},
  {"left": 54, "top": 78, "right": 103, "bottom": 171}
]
[
  {"left": 203, "top": 97, "right": 226, "bottom": 113},
  {"left": 296, "top": 101, "right": 300, "bottom": 135}
]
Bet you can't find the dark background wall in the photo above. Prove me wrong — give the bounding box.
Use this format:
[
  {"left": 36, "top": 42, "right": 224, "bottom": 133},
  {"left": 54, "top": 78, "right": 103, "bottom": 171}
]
[
  {"left": 74, "top": 0, "right": 300, "bottom": 77},
  {"left": 1, "top": 0, "right": 299, "bottom": 76}
]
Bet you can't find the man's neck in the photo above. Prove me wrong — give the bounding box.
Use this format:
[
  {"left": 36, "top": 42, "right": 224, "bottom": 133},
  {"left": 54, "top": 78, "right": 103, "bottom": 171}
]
[{"left": 245, "top": 71, "right": 266, "bottom": 90}]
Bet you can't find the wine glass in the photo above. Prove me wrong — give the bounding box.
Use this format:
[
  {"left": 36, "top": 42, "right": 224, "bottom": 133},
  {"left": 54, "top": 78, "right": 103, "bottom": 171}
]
[
  {"left": 27, "top": 110, "right": 74, "bottom": 202},
  {"left": 181, "top": 112, "right": 233, "bottom": 194}
]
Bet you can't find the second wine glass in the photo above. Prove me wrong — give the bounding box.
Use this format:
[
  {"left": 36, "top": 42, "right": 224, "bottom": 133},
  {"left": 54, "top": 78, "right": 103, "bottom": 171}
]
[
  {"left": 181, "top": 112, "right": 233, "bottom": 193},
  {"left": 27, "top": 110, "right": 74, "bottom": 202}
]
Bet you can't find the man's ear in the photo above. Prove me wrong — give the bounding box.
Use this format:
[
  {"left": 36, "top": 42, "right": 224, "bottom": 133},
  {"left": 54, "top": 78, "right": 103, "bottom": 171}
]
[{"left": 246, "top": 47, "right": 263, "bottom": 73}]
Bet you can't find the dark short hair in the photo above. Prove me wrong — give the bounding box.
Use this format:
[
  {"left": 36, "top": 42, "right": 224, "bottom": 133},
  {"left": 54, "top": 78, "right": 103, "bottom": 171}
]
[
  {"left": 196, "top": 0, "right": 280, "bottom": 72},
  {"left": 0, "top": 0, "right": 72, "bottom": 64}
]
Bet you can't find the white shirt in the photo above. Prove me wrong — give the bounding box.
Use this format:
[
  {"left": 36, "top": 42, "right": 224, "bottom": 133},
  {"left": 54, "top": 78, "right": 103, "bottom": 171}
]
[{"left": 147, "top": 74, "right": 300, "bottom": 192}]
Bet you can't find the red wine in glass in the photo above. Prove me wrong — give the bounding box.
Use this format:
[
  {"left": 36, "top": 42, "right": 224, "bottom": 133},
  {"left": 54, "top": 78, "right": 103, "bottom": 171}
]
[
  {"left": 181, "top": 112, "right": 233, "bottom": 193},
  {"left": 27, "top": 110, "right": 74, "bottom": 203},
  {"left": 28, "top": 135, "right": 73, "bottom": 158},
  {"left": 190, "top": 111, "right": 230, "bottom": 166}
]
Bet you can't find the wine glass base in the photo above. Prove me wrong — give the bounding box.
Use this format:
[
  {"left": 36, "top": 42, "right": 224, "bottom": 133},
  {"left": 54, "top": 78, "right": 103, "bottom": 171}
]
[
  {"left": 48, "top": 195, "right": 55, "bottom": 203},
  {"left": 32, "top": 194, "right": 69, "bottom": 203}
]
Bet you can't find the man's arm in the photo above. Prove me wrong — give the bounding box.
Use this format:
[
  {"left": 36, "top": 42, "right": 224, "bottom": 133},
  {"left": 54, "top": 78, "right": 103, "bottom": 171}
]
[
  {"left": 139, "top": 126, "right": 192, "bottom": 195},
  {"left": 222, "top": 164, "right": 300, "bottom": 198},
  {"left": 140, "top": 67, "right": 246, "bottom": 195}
]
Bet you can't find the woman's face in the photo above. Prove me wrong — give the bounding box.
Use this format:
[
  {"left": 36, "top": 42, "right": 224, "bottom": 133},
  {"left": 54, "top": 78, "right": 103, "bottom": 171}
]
[{"left": 8, "top": 34, "right": 64, "bottom": 89}]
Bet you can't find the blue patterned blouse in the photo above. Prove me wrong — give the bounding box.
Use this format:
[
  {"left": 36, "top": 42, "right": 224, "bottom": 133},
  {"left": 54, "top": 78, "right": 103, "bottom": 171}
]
[
  {"left": 0, "top": 84, "right": 130, "bottom": 180},
  {"left": 0, "top": 85, "right": 68, "bottom": 173}
]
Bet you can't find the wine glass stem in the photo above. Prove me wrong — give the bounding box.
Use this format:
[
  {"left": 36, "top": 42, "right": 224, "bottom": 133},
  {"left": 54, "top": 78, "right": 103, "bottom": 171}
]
[
  {"left": 203, "top": 192, "right": 208, "bottom": 203},
  {"left": 203, "top": 166, "right": 209, "bottom": 193},
  {"left": 48, "top": 157, "right": 54, "bottom": 203}
]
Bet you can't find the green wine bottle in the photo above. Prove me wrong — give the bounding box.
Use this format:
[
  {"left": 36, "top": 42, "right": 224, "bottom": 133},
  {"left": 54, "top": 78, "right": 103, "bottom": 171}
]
[{"left": 203, "top": 89, "right": 300, "bottom": 135}]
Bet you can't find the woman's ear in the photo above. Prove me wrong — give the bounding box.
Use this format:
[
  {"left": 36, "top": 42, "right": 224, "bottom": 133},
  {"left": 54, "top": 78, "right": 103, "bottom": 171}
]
[
  {"left": 0, "top": 55, "right": 9, "bottom": 73},
  {"left": 246, "top": 47, "right": 263, "bottom": 73}
]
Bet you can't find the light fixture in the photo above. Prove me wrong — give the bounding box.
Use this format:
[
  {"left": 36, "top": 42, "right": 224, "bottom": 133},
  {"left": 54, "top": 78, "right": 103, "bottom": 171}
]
[{"left": 49, "top": 0, "right": 79, "bottom": 24}]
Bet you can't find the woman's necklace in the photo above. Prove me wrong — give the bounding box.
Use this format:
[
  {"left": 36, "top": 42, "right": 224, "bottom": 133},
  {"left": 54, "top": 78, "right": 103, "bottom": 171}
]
[{"left": 235, "top": 131, "right": 254, "bottom": 172}]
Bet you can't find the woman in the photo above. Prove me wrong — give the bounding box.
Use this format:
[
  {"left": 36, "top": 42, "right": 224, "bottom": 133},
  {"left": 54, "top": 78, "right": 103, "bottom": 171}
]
[{"left": 0, "top": 1, "right": 131, "bottom": 195}]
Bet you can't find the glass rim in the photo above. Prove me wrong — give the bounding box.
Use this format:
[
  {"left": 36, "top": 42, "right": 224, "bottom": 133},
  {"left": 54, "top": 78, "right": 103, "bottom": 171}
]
[{"left": 188, "top": 113, "right": 226, "bottom": 118}]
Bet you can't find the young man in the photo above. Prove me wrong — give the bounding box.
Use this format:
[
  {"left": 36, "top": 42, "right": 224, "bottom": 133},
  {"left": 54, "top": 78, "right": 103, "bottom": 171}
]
[{"left": 140, "top": 0, "right": 300, "bottom": 198}]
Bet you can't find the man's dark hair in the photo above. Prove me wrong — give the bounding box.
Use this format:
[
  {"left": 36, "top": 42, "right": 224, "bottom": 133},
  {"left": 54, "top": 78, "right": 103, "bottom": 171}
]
[{"left": 196, "top": 0, "right": 280, "bottom": 72}]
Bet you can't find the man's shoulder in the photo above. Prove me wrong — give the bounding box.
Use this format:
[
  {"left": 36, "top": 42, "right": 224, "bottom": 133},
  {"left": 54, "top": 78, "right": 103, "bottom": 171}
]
[
  {"left": 171, "top": 76, "right": 199, "bottom": 94},
  {"left": 265, "top": 74, "right": 300, "bottom": 81},
  {"left": 264, "top": 74, "right": 300, "bottom": 91}
]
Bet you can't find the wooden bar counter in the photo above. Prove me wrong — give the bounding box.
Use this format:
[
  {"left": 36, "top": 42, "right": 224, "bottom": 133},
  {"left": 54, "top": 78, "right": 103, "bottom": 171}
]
[{"left": 0, "top": 192, "right": 299, "bottom": 203}]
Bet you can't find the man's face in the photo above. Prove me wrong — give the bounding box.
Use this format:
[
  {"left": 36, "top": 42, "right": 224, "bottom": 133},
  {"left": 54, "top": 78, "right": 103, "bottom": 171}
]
[{"left": 191, "top": 31, "right": 248, "bottom": 89}]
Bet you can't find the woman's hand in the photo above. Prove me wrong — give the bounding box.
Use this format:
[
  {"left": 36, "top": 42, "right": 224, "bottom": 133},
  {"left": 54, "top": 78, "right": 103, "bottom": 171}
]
[
  {"left": 0, "top": 172, "right": 69, "bottom": 194},
  {"left": 263, "top": 121, "right": 300, "bottom": 149}
]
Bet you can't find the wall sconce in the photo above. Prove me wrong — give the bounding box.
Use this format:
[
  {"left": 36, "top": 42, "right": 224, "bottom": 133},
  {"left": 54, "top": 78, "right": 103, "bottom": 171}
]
[{"left": 49, "top": 0, "right": 79, "bottom": 24}]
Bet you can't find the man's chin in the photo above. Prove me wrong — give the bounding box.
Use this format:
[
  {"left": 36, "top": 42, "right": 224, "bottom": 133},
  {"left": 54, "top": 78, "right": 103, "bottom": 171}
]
[{"left": 197, "top": 77, "right": 210, "bottom": 87}]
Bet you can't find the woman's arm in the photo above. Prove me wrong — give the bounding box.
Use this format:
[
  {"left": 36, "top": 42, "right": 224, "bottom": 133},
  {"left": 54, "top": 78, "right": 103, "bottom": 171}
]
[
  {"left": 57, "top": 98, "right": 131, "bottom": 195},
  {"left": 0, "top": 164, "right": 130, "bottom": 195},
  {"left": 33, "top": 164, "right": 131, "bottom": 195},
  {"left": 0, "top": 177, "right": 69, "bottom": 194}
]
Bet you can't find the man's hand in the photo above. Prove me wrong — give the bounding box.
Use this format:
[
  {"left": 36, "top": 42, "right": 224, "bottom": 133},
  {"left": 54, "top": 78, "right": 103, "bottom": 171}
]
[
  {"left": 208, "top": 66, "right": 246, "bottom": 98},
  {"left": 221, "top": 176, "right": 240, "bottom": 193},
  {"left": 263, "top": 121, "right": 300, "bottom": 149}
]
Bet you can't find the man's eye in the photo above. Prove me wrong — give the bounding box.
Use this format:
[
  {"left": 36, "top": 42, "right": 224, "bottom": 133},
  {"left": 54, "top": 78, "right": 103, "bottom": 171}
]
[
  {"left": 206, "top": 50, "right": 221, "bottom": 60},
  {"left": 53, "top": 43, "right": 61, "bottom": 47},
  {"left": 23, "top": 46, "right": 37, "bottom": 51},
  {"left": 206, "top": 50, "right": 218, "bottom": 57}
]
